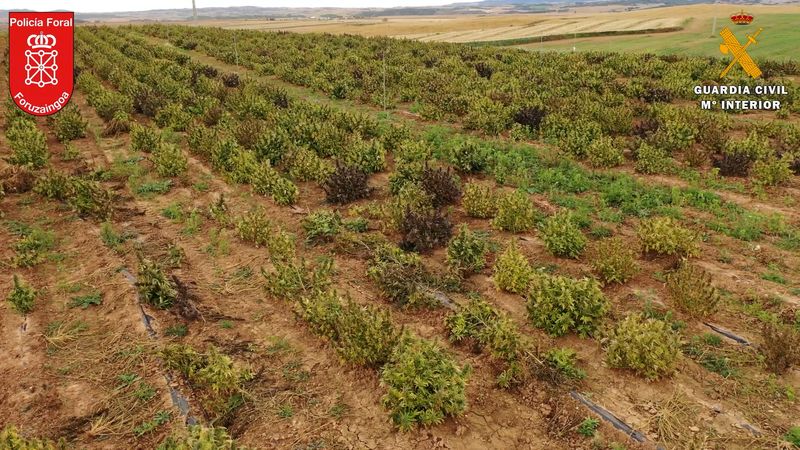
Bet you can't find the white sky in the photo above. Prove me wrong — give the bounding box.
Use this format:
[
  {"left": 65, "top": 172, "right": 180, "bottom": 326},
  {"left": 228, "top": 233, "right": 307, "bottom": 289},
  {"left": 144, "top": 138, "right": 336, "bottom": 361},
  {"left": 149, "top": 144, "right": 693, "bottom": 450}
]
[{"left": 7, "top": 0, "right": 469, "bottom": 13}]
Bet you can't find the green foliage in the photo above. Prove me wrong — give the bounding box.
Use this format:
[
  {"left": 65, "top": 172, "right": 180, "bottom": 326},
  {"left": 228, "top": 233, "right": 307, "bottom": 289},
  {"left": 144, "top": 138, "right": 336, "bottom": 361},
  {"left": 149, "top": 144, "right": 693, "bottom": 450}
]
[
  {"left": 381, "top": 335, "right": 470, "bottom": 430},
  {"left": 67, "top": 178, "right": 114, "bottom": 219},
  {"left": 446, "top": 296, "right": 529, "bottom": 387},
  {"left": 50, "top": 105, "right": 87, "bottom": 142},
  {"left": 153, "top": 143, "right": 188, "bottom": 177},
  {"left": 68, "top": 292, "right": 103, "bottom": 309},
  {"left": 161, "top": 344, "right": 253, "bottom": 414},
  {"left": 155, "top": 102, "right": 192, "bottom": 131},
  {"left": 543, "top": 347, "right": 586, "bottom": 380},
  {"left": 589, "top": 237, "right": 639, "bottom": 285},
  {"left": 752, "top": 155, "right": 793, "bottom": 187},
  {"left": 448, "top": 139, "right": 488, "bottom": 173},
  {"left": 285, "top": 146, "right": 334, "bottom": 182},
  {"left": 235, "top": 207, "right": 272, "bottom": 247},
  {"left": 101, "top": 111, "right": 131, "bottom": 137},
  {"left": 577, "top": 418, "right": 600, "bottom": 437},
  {"left": 540, "top": 210, "right": 587, "bottom": 258},
  {"left": 463, "top": 97, "right": 509, "bottom": 135},
  {"left": 158, "top": 426, "right": 243, "bottom": 450},
  {"left": 92, "top": 90, "right": 133, "bottom": 122},
  {"left": 263, "top": 256, "right": 333, "bottom": 298},
  {"left": 784, "top": 426, "right": 800, "bottom": 448},
  {"left": 666, "top": 263, "right": 720, "bottom": 318},
  {"left": 0, "top": 426, "right": 66, "bottom": 450},
  {"left": 635, "top": 142, "right": 672, "bottom": 174},
  {"left": 637, "top": 217, "right": 699, "bottom": 257},
  {"left": 367, "top": 244, "right": 429, "bottom": 307},
  {"left": 6, "top": 119, "right": 49, "bottom": 169},
  {"left": 586, "top": 136, "right": 624, "bottom": 168},
  {"left": 297, "top": 289, "right": 400, "bottom": 368},
  {"left": 130, "top": 123, "right": 162, "bottom": 153},
  {"left": 302, "top": 210, "right": 342, "bottom": 244},
  {"left": 33, "top": 169, "right": 71, "bottom": 200},
  {"left": 493, "top": 242, "right": 534, "bottom": 294},
  {"left": 492, "top": 190, "right": 537, "bottom": 233},
  {"left": 7, "top": 275, "right": 36, "bottom": 315},
  {"left": 446, "top": 225, "right": 489, "bottom": 274},
  {"left": 462, "top": 182, "right": 497, "bottom": 219},
  {"left": 526, "top": 274, "right": 609, "bottom": 337},
  {"left": 136, "top": 258, "right": 177, "bottom": 309},
  {"left": 11, "top": 227, "right": 55, "bottom": 268},
  {"left": 606, "top": 314, "right": 681, "bottom": 380},
  {"left": 383, "top": 183, "right": 433, "bottom": 230}
]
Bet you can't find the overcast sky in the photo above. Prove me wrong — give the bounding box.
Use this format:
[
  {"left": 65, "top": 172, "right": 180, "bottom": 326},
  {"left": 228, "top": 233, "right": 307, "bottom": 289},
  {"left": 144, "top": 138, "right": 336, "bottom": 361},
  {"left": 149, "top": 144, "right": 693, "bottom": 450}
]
[{"left": 7, "top": 0, "right": 467, "bottom": 13}]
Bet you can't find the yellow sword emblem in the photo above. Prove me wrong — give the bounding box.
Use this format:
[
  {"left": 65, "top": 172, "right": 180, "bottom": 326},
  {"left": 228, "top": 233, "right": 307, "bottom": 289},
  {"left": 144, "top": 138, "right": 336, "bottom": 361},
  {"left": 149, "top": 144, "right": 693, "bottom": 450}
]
[{"left": 719, "top": 27, "right": 763, "bottom": 79}]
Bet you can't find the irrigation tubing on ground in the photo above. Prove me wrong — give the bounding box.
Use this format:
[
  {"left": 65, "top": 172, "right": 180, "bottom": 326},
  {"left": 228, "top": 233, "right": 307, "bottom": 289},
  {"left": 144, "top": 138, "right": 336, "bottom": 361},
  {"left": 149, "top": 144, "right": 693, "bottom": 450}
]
[
  {"left": 703, "top": 322, "right": 752, "bottom": 346},
  {"left": 569, "top": 391, "right": 664, "bottom": 450},
  {"left": 121, "top": 267, "right": 197, "bottom": 424}
]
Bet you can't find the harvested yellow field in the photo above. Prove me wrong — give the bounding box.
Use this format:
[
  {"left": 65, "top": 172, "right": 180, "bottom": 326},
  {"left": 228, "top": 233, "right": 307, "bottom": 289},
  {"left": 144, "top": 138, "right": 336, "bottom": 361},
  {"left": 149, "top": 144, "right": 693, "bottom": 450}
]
[{"left": 199, "top": 4, "right": 800, "bottom": 44}]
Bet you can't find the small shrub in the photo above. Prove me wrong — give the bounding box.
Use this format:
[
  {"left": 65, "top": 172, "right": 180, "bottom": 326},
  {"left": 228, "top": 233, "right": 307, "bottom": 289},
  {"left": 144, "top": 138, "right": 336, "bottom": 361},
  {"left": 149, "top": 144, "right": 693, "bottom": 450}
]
[
  {"left": 380, "top": 335, "right": 470, "bottom": 430},
  {"left": 752, "top": 155, "right": 793, "bottom": 187},
  {"left": 492, "top": 190, "right": 537, "bottom": 233},
  {"left": 12, "top": 227, "right": 55, "bottom": 268},
  {"left": 236, "top": 208, "right": 272, "bottom": 247},
  {"left": 285, "top": 146, "right": 333, "bottom": 182},
  {"left": 155, "top": 102, "right": 192, "bottom": 131},
  {"left": 586, "top": 136, "right": 624, "bottom": 168},
  {"left": 666, "top": 263, "right": 720, "bottom": 318},
  {"left": 50, "top": 105, "right": 87, "bottom": 142},
  {"left": 0, "top": 426, "right": 65, "bottom": 449},
  {"left": 130, "top": 123, "right": 162, "bottom": 153},
  {"left": 102, "top": 111, "right": 131, "bottom": 137},
  {"left": 322, "top": 164, "right": 371, "bottom": 204},
  {"left": 637, "top": 217, "right": 699, "bottom": 257},
  {"left": 761, "top": 322, "right": 800, "bottom": 375},
  {"left": 298, "top": 289, "right": 400, "bottom": 368},
  {"left": 577, "top": 418, "right": 599, "bottom": 437},
  {"left": 526, "top": 275, "right": 609, "bottom": 337},
  {"left": 540, "top": 211, "right": 587, "bottom": 259},
  {"left": 302, "top": 210, "right": 342, "bottom": 244},
  {"left": 399, "top": 207, "right": 453, "bottom": 252},
  {"left": 137, "top": 258, "right": 177, "bottom": 309},
  {"left": 157, "top": 425, "right": 241, "bottom": 450},
  {"left": 153, "top": 143, "right": 188, "bottom": 177},
  {"left": 635, "top": 142, "right": 672, "bottom": 174},
  {"left": 33, "top": 169, "right": 71, "bottom": 200},
  {"left": 420, "top": 167, "right": 460, "bottom": 208},
  {"left": 367, "top": 245, "right": 429, "bottom": 307},
  {"left": 543, "top": 347, "right": 586, "bottom": 380},
  {"left": 446, "top": 296, "right": 529, "bottom": 387},
  {"left": 222, "top": 73, "right": 240, "bottom": 88},
  {"left": 448, "top": 140, "right": 488, "bottom": 173},
  {"left": 589, "top": 237, "right": 639, "bottom": 284},
  {"left": 92, "top": 90, "right": 132, "bottom": 122},
  {"left": 6, "top": 120, "right": 48, "bottom": 169},
  {"left": 263, "top": 257, "right": 333, "bottom": 299},
  {"left": 606, "top": 314, "right": 681, "bottom": 380},
  {"left": 446, "top": 225, "right": 489, "bottom": 274},
  {"left": 493, "top": 242, "right": 534, "bottom": 294},
  {"left": 67, "top": 178, "right": 114, "bottom": 219},
  {"left": 462, "top": 182, "right": 497, "bottom": 219},
  {"left": 7, "top": 275, "right": 36, "bottom": 314}
]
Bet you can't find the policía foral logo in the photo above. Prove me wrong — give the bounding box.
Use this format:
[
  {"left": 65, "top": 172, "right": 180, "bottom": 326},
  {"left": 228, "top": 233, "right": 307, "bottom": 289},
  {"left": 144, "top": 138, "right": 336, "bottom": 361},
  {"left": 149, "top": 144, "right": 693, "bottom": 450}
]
[{"left": 8, "top": 12, "right": 74, "bottom": 116}]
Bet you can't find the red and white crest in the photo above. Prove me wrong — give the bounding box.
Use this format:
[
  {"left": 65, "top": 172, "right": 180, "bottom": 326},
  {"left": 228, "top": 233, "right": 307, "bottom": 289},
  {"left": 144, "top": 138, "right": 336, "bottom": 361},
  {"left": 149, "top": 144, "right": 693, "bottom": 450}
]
[{"left": 8, "top": 12, "right": 74, "bottom": 116}]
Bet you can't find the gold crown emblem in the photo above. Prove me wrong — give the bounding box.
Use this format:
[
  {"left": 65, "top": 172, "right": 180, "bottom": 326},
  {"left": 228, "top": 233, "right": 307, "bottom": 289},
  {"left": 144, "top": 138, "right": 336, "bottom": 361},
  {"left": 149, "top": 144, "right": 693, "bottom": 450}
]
[
  {"left": 27, "top": 32, "right": 57, "bottom": 49},
  {"left": 730, "top": 10, "right": 754, "bottom": 25}
]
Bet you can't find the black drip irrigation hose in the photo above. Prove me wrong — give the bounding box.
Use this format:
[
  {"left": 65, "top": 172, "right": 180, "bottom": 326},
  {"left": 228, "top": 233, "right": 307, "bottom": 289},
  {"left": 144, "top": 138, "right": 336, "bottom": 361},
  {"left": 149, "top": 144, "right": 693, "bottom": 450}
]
[
  {"left": 120, "top": 268, "right": 197, "bottom": 425},
  {"left": 703, "top": 322, "right": 752, "bottom": 346},
  {"left": 569, "top": 391, "right": 665, "bottom": 450}
]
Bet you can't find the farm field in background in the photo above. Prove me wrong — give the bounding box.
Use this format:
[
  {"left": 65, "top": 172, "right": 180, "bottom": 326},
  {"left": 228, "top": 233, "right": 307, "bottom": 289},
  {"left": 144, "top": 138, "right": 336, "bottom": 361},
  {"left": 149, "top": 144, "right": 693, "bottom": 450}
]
[{"left": 1, "top": 13, "right": 800, "bottom": 450}]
